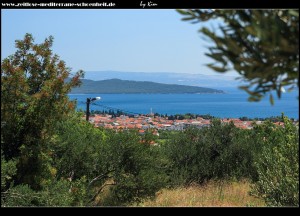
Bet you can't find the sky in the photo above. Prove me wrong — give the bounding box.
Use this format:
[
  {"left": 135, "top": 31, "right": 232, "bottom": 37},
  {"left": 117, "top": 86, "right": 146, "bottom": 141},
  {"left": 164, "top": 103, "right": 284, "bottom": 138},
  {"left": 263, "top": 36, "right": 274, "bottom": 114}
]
[{"left": 1, "top": 9, "right": 238, "bottom": 77}]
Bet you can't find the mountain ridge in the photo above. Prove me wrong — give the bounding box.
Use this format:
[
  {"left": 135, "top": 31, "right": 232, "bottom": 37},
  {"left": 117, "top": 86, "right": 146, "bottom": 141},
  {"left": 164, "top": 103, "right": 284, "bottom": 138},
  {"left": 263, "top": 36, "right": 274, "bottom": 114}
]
[
  {"left": 70, "top": 78, "right": 225, "bottom": 94},
  {"left": 73, "top": 71, "right": 241, "bottom": 88}
]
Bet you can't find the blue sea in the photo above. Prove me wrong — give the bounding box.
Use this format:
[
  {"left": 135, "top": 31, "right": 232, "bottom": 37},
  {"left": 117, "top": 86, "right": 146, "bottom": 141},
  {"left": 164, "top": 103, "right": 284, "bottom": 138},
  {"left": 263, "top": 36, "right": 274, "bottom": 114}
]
[{"left": 68, "top": 88, "right": 299, "bottom": 119}]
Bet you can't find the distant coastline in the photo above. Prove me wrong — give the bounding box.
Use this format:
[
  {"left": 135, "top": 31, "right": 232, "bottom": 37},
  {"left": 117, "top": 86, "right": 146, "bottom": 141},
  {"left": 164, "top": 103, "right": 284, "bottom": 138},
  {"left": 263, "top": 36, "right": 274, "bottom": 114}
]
[
  {"left": 68, "top": 92, "right": 299, "bottom": 119},
  {"left": 71, "top": 78, "right": 224, "bottom": 94}
]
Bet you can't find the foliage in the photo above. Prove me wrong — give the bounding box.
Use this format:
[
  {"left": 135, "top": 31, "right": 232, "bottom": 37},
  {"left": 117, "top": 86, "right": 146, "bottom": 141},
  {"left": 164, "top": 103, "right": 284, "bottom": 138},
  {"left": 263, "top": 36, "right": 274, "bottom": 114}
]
[
  {"left": 2, "top": 148, "right": 88, "bottom": 207},
  {"left": 2, "top": 184, "right": 39, "bottom": 207},
  {"left": 177, "top": 9, "right": 299, "bottom": 104},
  {"left": 1, "top": 151, "right": 17, "bottom": 192},
  {"left": 51, "top": 115, "right": 167, "bottom": 206},
  {"left": 164, "top": 120, "right": 258, "bottom": 186},
  {"left": 1, "top": 151, "right": 18, "bottom": 206},
  {"left": 251, "top": 116, "right": 299, "bottom": 206},
  {"left": 1, "top": 33, "right": 84, "bottom": 189},
  {"left": 2, "top": 178, "right": 88, "bottom": 207},
  {"left": 52, "top": 113, "right": 107, "bottom": 181},
  {"left": 97, "top": 130, "right": 168, "bottom": 206}
]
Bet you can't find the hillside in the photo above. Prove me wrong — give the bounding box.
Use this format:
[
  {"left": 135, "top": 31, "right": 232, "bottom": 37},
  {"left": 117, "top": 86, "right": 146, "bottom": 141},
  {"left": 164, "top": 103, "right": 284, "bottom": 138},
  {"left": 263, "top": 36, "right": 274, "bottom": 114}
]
[
  {"left": 82, "top": 71, "right": 241, "bottom": 88},
  {"left": 70, "top": 78, "right": 224, "bottom": 94}
]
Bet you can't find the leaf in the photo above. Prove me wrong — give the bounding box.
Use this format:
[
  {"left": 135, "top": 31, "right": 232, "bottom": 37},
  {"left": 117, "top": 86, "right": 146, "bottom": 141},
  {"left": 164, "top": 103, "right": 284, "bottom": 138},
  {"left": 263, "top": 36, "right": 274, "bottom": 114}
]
[
  {"left": 287, "top": 86, "right": 295, "bottom": 92},
  {"left": 205, "top": 53, "right": 227, "bottom": 65},
  {"left": 176, "top": 9, "right": 190, "bottom": 15},
  {"left": 207, "top": 64, "right": 227, "bottom": 73},
  {"left": 288, "top": 10, "right": 299, "bottom": 17},
  {"left": 269, "top": 94, "right": 274, "bottom": 105},
  {"left": 182, "top": 17, "right": 196, "bottom": 22}
]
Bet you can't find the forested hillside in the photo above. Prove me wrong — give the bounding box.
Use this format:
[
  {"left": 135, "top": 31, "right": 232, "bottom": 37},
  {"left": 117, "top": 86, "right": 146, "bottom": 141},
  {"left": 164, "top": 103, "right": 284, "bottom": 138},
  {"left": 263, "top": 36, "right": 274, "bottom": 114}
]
[{"left": 70, "top": 79, "right": 224, "bottom": 94}]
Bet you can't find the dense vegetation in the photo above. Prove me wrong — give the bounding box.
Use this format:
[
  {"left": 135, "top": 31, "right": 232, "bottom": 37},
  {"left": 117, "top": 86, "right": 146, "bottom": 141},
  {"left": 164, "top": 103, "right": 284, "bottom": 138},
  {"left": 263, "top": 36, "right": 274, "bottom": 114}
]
[
  {"left": 251, "top": 116, "right": 299, "bottom": 206},
  {"left": 2, "top": 111, "right": 298, "bottom": 206},
  {"left": 1, "top": 34, "right": 298, "bottom": 207},
  {"left": 70, "top": 78, "right": 224, "bottom": 94},
  {"left": 164, "top": 120, "right": 257, "bottom": 185}
]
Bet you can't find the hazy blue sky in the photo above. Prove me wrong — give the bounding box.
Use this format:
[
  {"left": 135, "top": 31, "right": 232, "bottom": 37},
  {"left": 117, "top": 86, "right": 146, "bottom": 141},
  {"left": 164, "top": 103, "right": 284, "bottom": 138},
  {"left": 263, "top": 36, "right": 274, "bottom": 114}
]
[{"left": 2, "top": 9, "right": 238, "bottom": 76}]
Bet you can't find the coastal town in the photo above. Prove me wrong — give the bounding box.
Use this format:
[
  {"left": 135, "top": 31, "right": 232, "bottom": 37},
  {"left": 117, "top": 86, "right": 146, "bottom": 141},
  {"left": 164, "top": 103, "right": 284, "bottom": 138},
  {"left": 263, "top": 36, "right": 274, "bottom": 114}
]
[{"left": 86, "top": 113, "right": 278, "bottom": 132}]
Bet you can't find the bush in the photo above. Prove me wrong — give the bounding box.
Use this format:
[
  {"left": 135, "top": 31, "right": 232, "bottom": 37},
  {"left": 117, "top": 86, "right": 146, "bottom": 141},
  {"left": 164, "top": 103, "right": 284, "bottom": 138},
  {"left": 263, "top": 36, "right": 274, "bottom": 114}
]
[
  {"left": 2, "top": 152, "right": 88, "bottom": 207},
  {"left": 251, "top": 116, "right": 299, "bottom": 206},
  {"left": 52, "top": 113, "right": 107, "bottom": 181},
  {"left": 98, "top": 130, "right": 168, "bottom": 206},
  {"left": 1, "top": 152, "right": 17, "bottom": 192},
  {"left": 164, "top": 119, "right": 259, "bottom": 186},
  {"left": 2, "top": 178, "right": 88, "bottom": 207}
]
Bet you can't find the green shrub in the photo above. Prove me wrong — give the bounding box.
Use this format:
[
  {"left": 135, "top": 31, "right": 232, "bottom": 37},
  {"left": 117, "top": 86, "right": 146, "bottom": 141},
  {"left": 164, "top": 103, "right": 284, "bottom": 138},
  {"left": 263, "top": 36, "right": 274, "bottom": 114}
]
[
  {"left": 52, "top": 114, "right": 107, "bottom": 181},
  {"left": 251, "top": 116, "right": 299, "bottom": 207},
  {"left": 1, "top": 152, "right": 17, "bottom": 192},
  {"left": 2, "top": 177, "right": 88, "bottom": 207},
  {"left": 2, "top": 184, "right": 39, "bottom": 207},
  {"left": 98, "top": 130, "right": 168, "bottom": 206},
  {"left": 164, "top": 119, "right": 260, "bottom": 186}
]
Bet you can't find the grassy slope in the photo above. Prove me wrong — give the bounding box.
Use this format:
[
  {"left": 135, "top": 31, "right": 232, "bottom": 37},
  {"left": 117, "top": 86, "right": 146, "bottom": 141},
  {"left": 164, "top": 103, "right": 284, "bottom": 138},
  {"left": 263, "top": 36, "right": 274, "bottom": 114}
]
[{"left": 136, "top": 180, "right": 265, "bottom": 207}]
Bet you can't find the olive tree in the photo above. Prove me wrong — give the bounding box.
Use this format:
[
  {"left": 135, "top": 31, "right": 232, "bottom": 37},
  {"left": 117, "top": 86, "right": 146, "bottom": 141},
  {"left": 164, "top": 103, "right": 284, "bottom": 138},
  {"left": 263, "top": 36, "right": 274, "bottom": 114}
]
[{"left": 178, "top": 9, "right": 299, "bottom": 104}]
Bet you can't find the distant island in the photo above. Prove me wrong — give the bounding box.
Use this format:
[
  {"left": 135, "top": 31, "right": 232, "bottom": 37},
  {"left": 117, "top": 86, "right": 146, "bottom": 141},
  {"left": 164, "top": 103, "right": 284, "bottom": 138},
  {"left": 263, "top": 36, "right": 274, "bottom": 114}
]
[
  {"left": 81, "top": 71, "right": 240, "bottom": 88},
  {"left": 70, "top": 78, "right": 224, "bottom": 94}
]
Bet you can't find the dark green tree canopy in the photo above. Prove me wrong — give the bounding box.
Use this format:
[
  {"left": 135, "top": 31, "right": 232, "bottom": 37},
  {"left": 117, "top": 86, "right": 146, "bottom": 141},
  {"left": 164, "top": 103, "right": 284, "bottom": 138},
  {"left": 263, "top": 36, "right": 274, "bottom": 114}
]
[
  {"left": 1, "top": 33, "right": 84, "bottom": 187},
  {"left": 177, "top": 9, "right": 299, "bottom": 104}
]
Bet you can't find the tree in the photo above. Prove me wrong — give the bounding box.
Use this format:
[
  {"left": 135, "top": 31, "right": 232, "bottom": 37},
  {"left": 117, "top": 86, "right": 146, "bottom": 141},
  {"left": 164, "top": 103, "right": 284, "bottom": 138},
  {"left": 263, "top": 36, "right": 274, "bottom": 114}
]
[
  {"left": 93, "top": 130, "right": 168, "bottom": 206},
  {"left": 177, "top": 9, "right": 299, "bottom": 104},
  {"left": 1, "top": 33, "right": 84, "bottom": 188}
]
